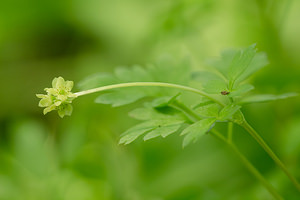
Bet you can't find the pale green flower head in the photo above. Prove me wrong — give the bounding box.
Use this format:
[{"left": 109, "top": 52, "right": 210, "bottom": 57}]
[{"left": 36, "top": 77, "right": 77, "bottom": 118}]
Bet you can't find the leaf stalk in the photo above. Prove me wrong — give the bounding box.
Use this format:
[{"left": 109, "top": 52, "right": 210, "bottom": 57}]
[
  {"left": 241, "top": 120, "right": 300, "bottom": 192},
  {"left": 74, "top": 82, "right": 225, "bottom": 106}
]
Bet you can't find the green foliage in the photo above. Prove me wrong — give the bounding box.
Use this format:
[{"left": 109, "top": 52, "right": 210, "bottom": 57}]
[
  {"left": 72, "top": 44, "right": 297, "bottom": 147},
  {"left": 193, "top": 44, "right": 268, "bottom": 96},
  {"left": 79, "top": 59, "right": 191, "bottom": 107}
]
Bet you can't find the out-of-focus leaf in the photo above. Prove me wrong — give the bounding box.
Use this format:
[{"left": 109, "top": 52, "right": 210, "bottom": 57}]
[
  {"left": 13, "top": 120, "right": 50, "bottom": 176},
  {"left": 238, "top": 93, "right": 298, "bottom": 105},
  {"left": 82, "top": 57, "right": 192, "bottom": 107},
  {"left": 229, "top": 84, "right": 254, "bottom": 97},
  {"left": 235, "top": 52, "right": 268, "bottom": 84},
  {"left": 228, "top": 44, "right": 256, "bottom": 83},
  {"left": 95, "top": 90, "right": 146, "bottom": 107},
  {"left": 203, "top": 79, "right": 227, "bottom": 94},
  {"left": 77, "top": 73, "right": 117, "bottom": 90},
  {"left": 129, "top": 107, "right": 168, "bottom": 120},
  {"left": 218, "top": 104, "right": 241, "bottom": 121},
  {"left": 191, "top": 71, "right": 224, "bottom": 82},
  {"left": 115, "top": 65, "right": 153, "bottom": 82},
  {"left": 129, "top": 106, "right": 185, "bottom": 121},
  {"left": 207, "top": 49, "right": 238, "bottom": 78},
  {"left": 207, "top": 44, "right": 267, "bottom": 90},
  {"left": 181, "top": 118, "right": 216, "bottom": 148}
]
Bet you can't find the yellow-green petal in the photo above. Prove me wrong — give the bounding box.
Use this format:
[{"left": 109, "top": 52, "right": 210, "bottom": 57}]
[
  {"left": 57, "top": 95, "right": 68, "bottom": 101},
  {"left": 45, "top": 88, "right": 58, "bottom": 95},
  {"left": 43, "top": 104, "right": 56, "bottom": 115},
  {"left": 39, "top": 98, "right": 52, "bottom": 107},
  {"left": 36, "top": 94, "right": 47, "bottom": 98},
  {"left": 55, "top": 77, "right": 65, "bottom": 89},
  {"left": 65, "top": 81, "right": 74, "bottom": 91},
  {"left": 52, "top": 77, "right": 58, "bottom": 88},
  {"left": 54, "top": 101, "right": 62, "bottom": 106}
]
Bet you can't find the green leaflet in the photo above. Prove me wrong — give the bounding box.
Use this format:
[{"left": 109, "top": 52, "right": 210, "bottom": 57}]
[
  {"left": 95, "top": 90, "right": 146, "bottom": 107},
  {"left": 119, "top": 119, "right": 185, "bottom": 144},
  {"left": 194, "top": 103, "right": 221, "bottom": 118},
  {"left": 151, "top": 93, "right": 181, "bottom": 108},
  {"left": 227, "top": 44, "right": 257, "bottom": 84},
  {"left": 228, "top": 84, "right": 254, "bottom": 97},
  {"left": 143, "top": 122, "right": 183, "bottom": 141},
  {"left": 203, "top": 79, "right": 228, "bottom": 94},
  {"left": 238, "top": 93, "right": 298, "bottom": 105},
  {"left": 235, "top": 52, "right": 268, "bottom": 84},
  {"left": 119, "top": 121, "right": 157, "bottom": 145},
  {"left": 192, "top": 100, "right": 214, "bottom": 110},
  {"left": 204, "top": 44, "right": 268, "bottom": 94},
  {"left": 181, "top": 118, "right": 216, "bottom": 148},
  {"left": 207, "top": 49, "right": 237, "bottom": 78},
  {"left": 218, "top": 104, "right": 241, "bottom": 121}
]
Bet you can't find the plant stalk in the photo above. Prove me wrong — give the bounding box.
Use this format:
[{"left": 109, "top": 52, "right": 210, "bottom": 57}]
[
  {"left": 241, "top": 120, "right": 300, "bottom": 192},
  {"left": 173, "top": 102, "right": 283, "bottom": 199},
  {"left": 212, "top": 130, "right": 283, "bottom": 200},
  {"left": 74, "top": 82, "right": 224, "bottom": 106}
]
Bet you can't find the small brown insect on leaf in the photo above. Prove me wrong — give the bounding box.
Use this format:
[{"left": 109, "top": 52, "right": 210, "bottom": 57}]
[{"left": 221, "top": 91, "right": 230, "bottom": 95}]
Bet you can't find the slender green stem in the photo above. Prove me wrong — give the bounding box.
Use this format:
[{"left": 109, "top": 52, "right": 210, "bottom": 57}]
[
  {"left": 241, "top": 120, "right": 300, "bottom": 192},
  {"left": 74, "top": 82, "right": 224, "bottom": 106},
  {"left": 227, "top": 122, "right": 233, "bottom": 144},
  {"left": 173, "top": 102, "right": 283, "bottom": 199},
  {"left": 212, "top": 129, "right": 283, "bottom": 200}
]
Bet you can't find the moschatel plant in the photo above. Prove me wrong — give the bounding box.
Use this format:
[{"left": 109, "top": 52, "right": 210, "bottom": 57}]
[{"left": 37, "top": 44, "right": 299, "bottom": 199}]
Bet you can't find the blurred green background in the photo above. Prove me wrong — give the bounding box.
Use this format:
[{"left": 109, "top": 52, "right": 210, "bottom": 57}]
[{"left": 0, "top": 0, "right": 300, "bottom": 199}]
